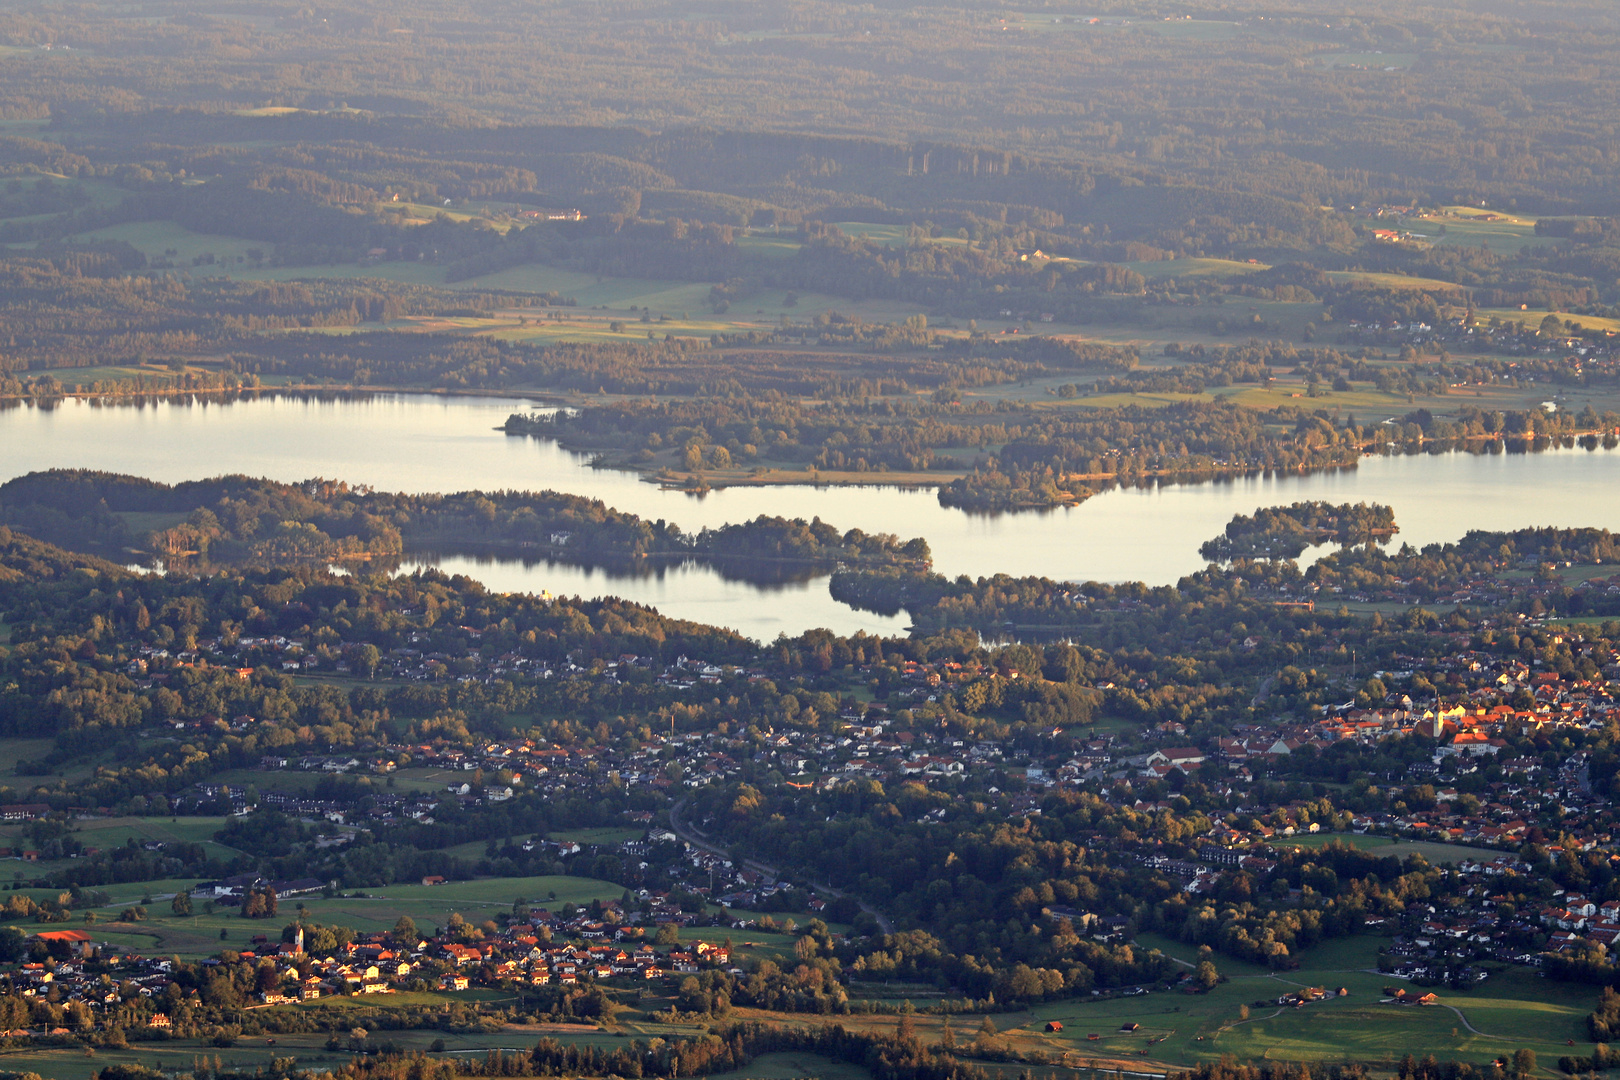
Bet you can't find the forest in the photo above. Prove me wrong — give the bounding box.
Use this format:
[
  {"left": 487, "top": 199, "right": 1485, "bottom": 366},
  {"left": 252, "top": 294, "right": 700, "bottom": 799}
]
[
  {"left": 1198, "top": 501, "right": 1399, "bottom": 562},
  {"left": 0, "top": 470, "right": 929, "bottom": 582}
]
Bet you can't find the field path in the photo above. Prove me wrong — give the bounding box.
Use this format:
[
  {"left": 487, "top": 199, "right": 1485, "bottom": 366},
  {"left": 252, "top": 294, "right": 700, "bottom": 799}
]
[
  {"left": 1436, "top": 1003, "right": 1509, "bottom": 1038},
  {"left": 1352, "top": 970, "right": 1508, "bottom": 1038},
  {"left": 1225, "top": 1007, "right": 1284, "bottom": 1028}
]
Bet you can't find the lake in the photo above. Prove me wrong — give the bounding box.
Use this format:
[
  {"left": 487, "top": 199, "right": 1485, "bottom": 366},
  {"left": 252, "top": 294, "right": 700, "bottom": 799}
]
[{"left": 4, "top": 392, "right": 1619, "bottom": 639}]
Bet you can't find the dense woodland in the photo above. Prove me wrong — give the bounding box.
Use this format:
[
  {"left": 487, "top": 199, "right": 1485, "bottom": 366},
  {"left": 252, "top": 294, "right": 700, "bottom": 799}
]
[
  {"left": 1199, "top": 501, "right": 1399, "bottom": 562},
  {"left": 0, "top": 470, "right": 929, "bottom": 582}
]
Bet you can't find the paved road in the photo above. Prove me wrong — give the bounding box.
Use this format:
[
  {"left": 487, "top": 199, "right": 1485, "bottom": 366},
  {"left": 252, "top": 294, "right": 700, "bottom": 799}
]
[{"left": 669, "top": 798, "right": 894, "bottom": 935}]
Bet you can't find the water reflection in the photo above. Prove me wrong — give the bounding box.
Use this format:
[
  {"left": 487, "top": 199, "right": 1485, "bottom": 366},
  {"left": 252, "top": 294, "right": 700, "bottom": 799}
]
[
  {"left": 396, "top": 551, "right": 911, "bottom": 640},
  {"left": 5, "top": 393, "right": 1620, "bottom": 634}
]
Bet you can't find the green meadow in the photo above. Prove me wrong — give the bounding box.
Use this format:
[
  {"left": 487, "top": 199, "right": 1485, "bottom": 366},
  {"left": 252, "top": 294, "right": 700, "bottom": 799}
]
[
  {"left": 1, "top": 872, "right": 638, "bottom": 960},
  {"left": 1264, "top": 833, "right": 1508, "bottom": 865},
  {"left": 1014, "top": 935, "right": 1585, "bottom": 1072}
]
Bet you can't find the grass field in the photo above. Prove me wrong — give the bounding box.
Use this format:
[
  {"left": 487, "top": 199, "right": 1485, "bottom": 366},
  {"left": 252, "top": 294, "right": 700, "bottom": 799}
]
[
  {"left": 1313, "top": 51, "right": 1417, "bottom": 69},
  {"left": 825, "top": 222, "right": 971, "bottom": 250},
  {"left": 33, "top": 362, "right": 200, "bottom": 389},
  {"left": 1478, "top": 306, "right": 1620, "bottom": 335},
  {"left": 1324, "top": 269, "right": 1463, "bottom": 292},
  {"left": 75, "top": 220, "right": 267, "bottom": 268},
  {"left": 1121, "top": 256, "right": 1267, "bottom": 280},
  {"left": 1006, "top": 934, "right": 1586, "bottom": 1072},
  {"left": 0, "top": 736, "right": 109, "bottom": 790},
  {"left": 224, "top": 257, "right": 928, "bottom": 341},
  {"left": 0, "top": 873, "right": 632, "bottom": 959},
  {"left": 0, "top": 813, "right": 241, "bottom": 866},
  {"left": 733, "top": 233, "right": 804, "bottom": 259},
  {"left": 1426, "top": 213, "right": 1555, "bottom": 257},
  {"left": 1265, "top": 833, "right": 1508, "bottom": 865},
  {"left": 0, "top": 1022, "right": 558, "bottom": 1080}
]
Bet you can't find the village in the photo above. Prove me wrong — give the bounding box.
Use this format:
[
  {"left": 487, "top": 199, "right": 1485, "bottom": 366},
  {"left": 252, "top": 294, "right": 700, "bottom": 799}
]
[{"left": 4, "top": 899, "right": 744, "bottom": 1033}]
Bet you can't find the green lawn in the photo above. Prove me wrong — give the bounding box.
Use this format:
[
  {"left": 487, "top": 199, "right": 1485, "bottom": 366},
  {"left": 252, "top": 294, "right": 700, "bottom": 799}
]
[
  {"left": 0, "top": 737, "right": 53, "bottom": 771},
  {"left": 0, "top": 1018, "right": 583, "bottom": 1080},
  {"left": 1429, "top": 216, "right": 1555, "bottom": 257},
  {"left": 73, "top": 220, "right": 267, "bottom": 268},
  {"left": 0, "top": 815, "right": 245, "bottom": 867},
  {"left": 4, "top": 873, "right": 636, "bottom": 959},
  {"left": 1265, "top": 832, "right": 1394, "bottom": 852},
  {"left": 42, "top": 363, "right": 203, "bottom": 389},
  {"left": 1325, "top": 269, "right": 1463, "bottom": 292},
  {"left": 1478, "top": 306, "right": 1620, "bottom": 336},
  {"left": 1015, "top": 932, "right": 1582, "bottom": 1072},
  {"left": 1267, "top": 834, "right": 1509, "bottom": 866},
  {"left": 1313, "top": 51, "right": 1417, "bottom": 69},
  {"left": 1121, "top": 256, "right": 1266, "bottom": 280},
  {"left": 733, "top": 234, "right": 804, "bottom": 260}
]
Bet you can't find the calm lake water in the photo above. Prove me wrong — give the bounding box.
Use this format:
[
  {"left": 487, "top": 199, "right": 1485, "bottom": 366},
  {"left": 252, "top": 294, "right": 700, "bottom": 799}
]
[{"left": 4, "top": 393, "right": 1619, "bottom": 639}]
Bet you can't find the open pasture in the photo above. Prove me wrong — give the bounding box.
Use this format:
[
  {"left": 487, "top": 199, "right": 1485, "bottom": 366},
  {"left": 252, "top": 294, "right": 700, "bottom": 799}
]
[
  {"left": 1120, "top": 257, "right": 1267, "bottom": 280},
  {"left": 733, "top": 233, "right": 804, "bottom": 259},
  {"left": 1426, "top": 212, "right": 1554, "bottom": 256},
  {"left": 1324, "top": 269, "right": 1463, "bottom": 292},
  {"left": 0, "top": 873, "right": 630, "bottom": 959},
  {"left": 1478, "top": 306, "right": 1620, "bottom": 336},
  {"left": 379, "top": 200, "right": 522, "bottom": 233},
  {"left": 74, "top": 220, "right": 268, "bottom": 269},
  {"left": 1263, "top": 833, "right": 1525, "bottom": 865},
  {"left": 1312, "top": 51, "right": 1417, "bottom": 69},
  {"left": 1013, "top": 934, "right": 1582, "bottom": 1071},
  {"left": 0, "top": 1023, "right": 557, "bottom": 1080},
  {"left": 826, "top": 222, "right": 971, "bottom": 249}
]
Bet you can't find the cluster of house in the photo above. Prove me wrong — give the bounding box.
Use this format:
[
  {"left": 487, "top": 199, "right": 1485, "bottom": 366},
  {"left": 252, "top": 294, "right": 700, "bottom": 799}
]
[
  {"left": 121, "top": 632, "right": 1608, "bottom": 867},
  {"left": 1251, "top": 560, "right": 1620, "bottom": 611},
  {"left": 1341, "top": 310, "right": 1620, "bottom": 372},
  {"left": 1538, "top": 894, "right": 1620, "bottom": 957},
  {"left": 126, "top": 627, "right": 744, "bottom": 695},
  {"left": 0, "top": 909, "right": 738, "bottom": 1021},
  {"left": 1276, "top": 985, "right": 1350, "bottom": 1007},
  {"left": 193, "top": 874, "right": 333, "bottom": 906},
  {"left": 252, "top": 924, "right": 731, "bottom": 1001}
]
